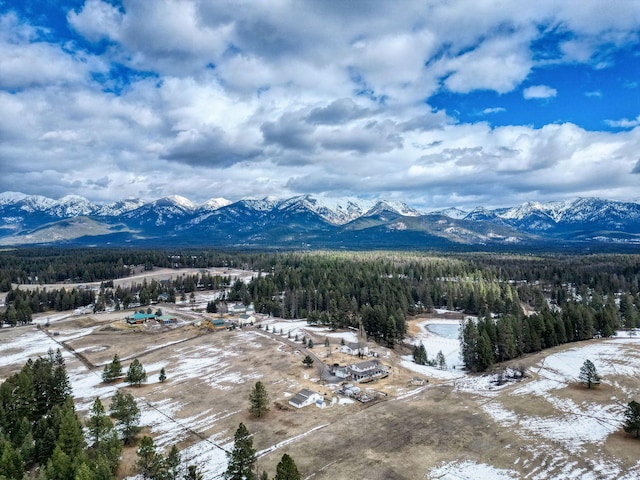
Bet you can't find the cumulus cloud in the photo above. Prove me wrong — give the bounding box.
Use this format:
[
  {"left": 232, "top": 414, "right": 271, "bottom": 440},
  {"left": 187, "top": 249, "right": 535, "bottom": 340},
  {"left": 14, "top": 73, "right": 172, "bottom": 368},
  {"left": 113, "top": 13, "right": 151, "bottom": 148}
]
[
  {"left": 161, "top": 128, "right": 261, "bottom": 167},
  {"left": 2, "top": 0, "right": 640, "bottom": 209},
  {"left": 307, "top": 98, "right": 372, "bottom": 125},
  {"left": 523, "top": 85, "right": 558, "bottom": 100}
]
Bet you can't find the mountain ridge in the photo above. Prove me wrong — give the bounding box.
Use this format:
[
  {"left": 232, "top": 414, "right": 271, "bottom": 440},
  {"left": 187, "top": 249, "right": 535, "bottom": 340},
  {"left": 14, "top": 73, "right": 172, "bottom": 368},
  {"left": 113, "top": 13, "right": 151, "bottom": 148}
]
[{"left": 1, "top": 192, "right": 639, "bottom": 248}]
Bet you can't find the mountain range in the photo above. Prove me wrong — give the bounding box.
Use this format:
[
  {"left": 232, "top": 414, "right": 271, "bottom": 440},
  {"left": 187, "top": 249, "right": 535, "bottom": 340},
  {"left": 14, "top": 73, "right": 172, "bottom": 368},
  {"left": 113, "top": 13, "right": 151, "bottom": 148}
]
[{"left": 1, "top": 192, "right": 639, "bottom": 249}]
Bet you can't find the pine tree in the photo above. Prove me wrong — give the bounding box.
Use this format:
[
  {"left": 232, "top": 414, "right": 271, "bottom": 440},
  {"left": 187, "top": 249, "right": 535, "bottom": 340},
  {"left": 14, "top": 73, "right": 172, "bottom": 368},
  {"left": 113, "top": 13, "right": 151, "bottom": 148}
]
[
  {"left": 248, "top": 381, "right": 270, "bottom": 418},
  {"left": 224, "top": 423, "right": 256, "bottom": 480},
  {"left": 579, "top": 359, "right": 601, "bottom": 389},
  {"left": 74, "top": 462, "right": 94, "bottom": 480},
  {"left": 436, "top": 350, "right": 446, "bottom": 370},
  {"left": 45, "top": 445, "right": 72, "bottom": 480},
  {"left": 102, "top": 354, "right": 123, "bottom": 383},
  {"left": 97, "top": 430, "right": 123, "bottom": 475},
  {"left": 136, "top": 436, "right": 165, "bottom": 480},
  {"left": 165, "top": 445, "right": 182, "bottom": 480},
  {"left": 184, "top": 465, "right": 204, "bottom": 480},
  {"left": 87, "top": 397, "right": 114, "bottom": 449},
  {"left": 623, "top": 400, "right": 640, "bottom": 438},
  {"left": 0, "top": 439, "right": 25, "bottom": 480},
  {"left": 159, "top": 368, "right": 167, "bottom": 383},
  {"left": 52, "top": 349, "right": 72, "bottom": 406},
  {"left": 126, "top": 359, "right": 147, "bottom": 387},
  {"left": 302, "top": 355, "right": 314, "bottom": 368},
  {"left": 476, "top": 331, "right": 494, "bottom": 372},
  {"left": 274, "top": 453, "right": 301, "bottom": 480},
  {"left": 110, "top": 390, "right": 141, "bottom": 445},
  {"left": 412, "top": 342, "right": 428, "bottom": 365},
  {"left": 56, "top": 399, "right": 86, "bottom": 460}
]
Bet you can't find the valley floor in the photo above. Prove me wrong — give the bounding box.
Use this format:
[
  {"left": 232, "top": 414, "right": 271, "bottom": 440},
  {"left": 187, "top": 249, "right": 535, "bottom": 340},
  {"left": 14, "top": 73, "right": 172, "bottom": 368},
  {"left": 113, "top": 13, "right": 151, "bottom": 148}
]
[{"left": 2, "top": 305, "right": 640, "bottom": 479}]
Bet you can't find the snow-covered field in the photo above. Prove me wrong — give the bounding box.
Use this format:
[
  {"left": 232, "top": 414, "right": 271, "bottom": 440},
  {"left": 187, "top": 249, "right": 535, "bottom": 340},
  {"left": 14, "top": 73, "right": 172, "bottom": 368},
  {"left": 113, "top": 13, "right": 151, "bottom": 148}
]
[
  {"left": 429, "top": 335, "right": 640, "bottom": 480},
  {"left": 4, "top": 312, "right": 640, "bottom": 480}
]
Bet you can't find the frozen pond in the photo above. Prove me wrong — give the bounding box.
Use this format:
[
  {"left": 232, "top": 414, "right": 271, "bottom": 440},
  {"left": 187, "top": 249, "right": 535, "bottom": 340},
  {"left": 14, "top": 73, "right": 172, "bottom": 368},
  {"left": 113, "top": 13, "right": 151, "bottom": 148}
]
[{"left": 425, "top": 323, "right": 459, "bottom": 339}]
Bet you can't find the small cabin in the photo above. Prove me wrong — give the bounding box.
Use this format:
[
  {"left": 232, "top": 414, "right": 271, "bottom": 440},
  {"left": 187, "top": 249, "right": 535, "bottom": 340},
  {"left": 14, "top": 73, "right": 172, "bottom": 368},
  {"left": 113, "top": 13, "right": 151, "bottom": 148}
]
[{"left": 288, "top": 389, "right": 323, "bottom": 409}]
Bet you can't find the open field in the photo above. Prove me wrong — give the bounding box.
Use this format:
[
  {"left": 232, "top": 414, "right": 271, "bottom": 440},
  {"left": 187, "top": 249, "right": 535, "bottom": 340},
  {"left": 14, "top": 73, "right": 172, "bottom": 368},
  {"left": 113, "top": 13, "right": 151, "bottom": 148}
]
[{"left": 2, "top": 306, "right": 640, "bottom": 479}]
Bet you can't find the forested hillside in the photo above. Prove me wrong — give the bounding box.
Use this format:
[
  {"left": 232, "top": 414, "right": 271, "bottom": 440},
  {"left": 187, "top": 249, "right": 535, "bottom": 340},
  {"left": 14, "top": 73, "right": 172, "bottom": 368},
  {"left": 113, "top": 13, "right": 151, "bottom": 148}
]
[{"left": 2, "top": 249, "right": 639, "bottom": 371}]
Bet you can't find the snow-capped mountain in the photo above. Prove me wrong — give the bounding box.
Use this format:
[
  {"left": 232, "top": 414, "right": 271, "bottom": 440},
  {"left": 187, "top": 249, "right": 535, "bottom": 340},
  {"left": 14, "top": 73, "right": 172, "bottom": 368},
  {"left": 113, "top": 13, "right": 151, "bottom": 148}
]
[
  {"left": 97, "top": 198, "right": 146, "bottom": 216},
  {"left": 200, "top": 197, "right": 232, "bottom": 211},
  {"left": 432, "top": 207, "right": 468, "bottom": 220},
  {"left": 0, "top": 193, "right": 638, "bottom": 247}
]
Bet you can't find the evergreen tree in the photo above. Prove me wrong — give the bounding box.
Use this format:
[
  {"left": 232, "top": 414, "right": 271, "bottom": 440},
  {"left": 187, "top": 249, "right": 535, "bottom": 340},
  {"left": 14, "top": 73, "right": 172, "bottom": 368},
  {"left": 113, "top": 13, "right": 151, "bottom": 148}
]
[
  {"left": 102, "top": 354, "right": 123, "bottom": 383},
  {"left": 46, "top": 445, "right": 73, "bottom": 480},
  {"left": 52, "top": 349, "right": 72, "bottom": 406},
  {"left": 436, "top": 350, "right": 446, "bottom": 370},
  {"left": 159, "top": 368, "right": 167, "bottom": 383},
  {"left": 302, "top": 355, "right": 314, "bottom": 368},
  {"left": 74, "top": 462, "right": 94, "bottom": 480},
  {"left": 165, "top": 445, "right": 182, "bottom": 480},
  {"left": 184, "top": 465, "right": 203, "bottom": 480},
  {"left": 126, "top": 359, "right": 147, "bottom": 387},
  {"left": 0, "top": 439, "right": 24, "bottom": 480},
  {"left": 623, "top": 400, "right": 640, "bottom": 438},
  {"left": 224, "top": 423, "right": 256, "bottom": 480},
  {"left": 96, "top": 430, "right": 123, "bottom": 476},
  {"left": 86, "top": 398, "right": 114, "bottom": 449},
  {"left": 248, "top": 381, "right": 270, "bottom": 418},
  {"left": 136, "top": 436, "right": 165, "bottom": 480},
  {"left": 109, "top": 391, "right": 141, "bottom": 445},
  {"left": 274, "top": 453, "right": 300, "bottom": 480},
  {"left": 412, "top": 343, "right": 428, "bottom": 365},
  {"left": 460, "top": 319, "right": 479, "bottom": 372},
  {"left": 476, "top": 331, "right": 494, "bottom": 372},
  {"left": 56, "top": 399, "right": 86, "bottom": 460},
  {"left": 579, "top": 359, "right": 601, "bottom": 389}
]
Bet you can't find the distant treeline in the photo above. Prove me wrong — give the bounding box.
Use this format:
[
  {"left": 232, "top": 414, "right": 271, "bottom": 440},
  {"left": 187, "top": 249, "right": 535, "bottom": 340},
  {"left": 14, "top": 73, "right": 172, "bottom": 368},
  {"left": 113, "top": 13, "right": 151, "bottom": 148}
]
[{"left": 2, "top": 249, "right": 640, "bottom": 369}]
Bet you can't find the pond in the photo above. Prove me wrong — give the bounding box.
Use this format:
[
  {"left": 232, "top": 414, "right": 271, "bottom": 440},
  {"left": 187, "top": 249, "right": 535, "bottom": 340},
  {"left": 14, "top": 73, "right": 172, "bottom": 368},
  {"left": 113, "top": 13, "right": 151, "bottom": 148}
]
[{"left": 424, "top": 323, "right": 460, "bottom": 339}]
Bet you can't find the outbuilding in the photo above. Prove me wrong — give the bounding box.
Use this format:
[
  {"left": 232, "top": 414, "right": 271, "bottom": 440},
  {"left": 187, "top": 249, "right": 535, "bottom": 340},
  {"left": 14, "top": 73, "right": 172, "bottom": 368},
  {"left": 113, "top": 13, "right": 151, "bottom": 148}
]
[{"left": 288, "top": 389, "right": 323, "bottom": 409}]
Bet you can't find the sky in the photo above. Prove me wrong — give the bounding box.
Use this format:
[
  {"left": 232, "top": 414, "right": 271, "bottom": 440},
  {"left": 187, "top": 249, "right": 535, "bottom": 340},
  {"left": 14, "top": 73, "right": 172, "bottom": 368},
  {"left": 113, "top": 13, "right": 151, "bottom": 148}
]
[{"left": 1, "top": 0, "right": 639, "bottom": 211}]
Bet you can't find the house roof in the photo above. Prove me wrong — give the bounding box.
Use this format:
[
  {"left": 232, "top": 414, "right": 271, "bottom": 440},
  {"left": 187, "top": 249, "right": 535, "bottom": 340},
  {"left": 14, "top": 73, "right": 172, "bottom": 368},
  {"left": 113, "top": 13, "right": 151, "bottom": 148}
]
[
  {"left": 289, "top": 389, "right": 320, "bottom": 406},
  {"left": 128, "top": 312, "right": 156, "bottom": 320},
  {"left": 352, "top": 359, "right": 380, "bottom": 370}
]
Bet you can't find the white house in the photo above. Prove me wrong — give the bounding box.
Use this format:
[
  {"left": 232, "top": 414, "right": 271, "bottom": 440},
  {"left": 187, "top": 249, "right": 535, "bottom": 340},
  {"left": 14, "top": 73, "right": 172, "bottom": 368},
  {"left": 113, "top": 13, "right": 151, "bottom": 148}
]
[
  {"left": 348, "top": 359, "right": 387, "bottom": 382},
  {"left": 339, "top": 342, "right": 369, "bottom": 356},
  {"left": 288, "top": 389, "right": 323, "bottom": 409}
]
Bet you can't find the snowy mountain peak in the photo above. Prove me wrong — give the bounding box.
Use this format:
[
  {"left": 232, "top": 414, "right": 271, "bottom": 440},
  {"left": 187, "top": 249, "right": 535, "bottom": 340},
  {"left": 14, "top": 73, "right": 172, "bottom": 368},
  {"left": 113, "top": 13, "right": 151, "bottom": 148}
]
[
  {"left": 0, "top": 191, "right": 28, "bottom": 205},
  {"left": 433, "top": 207, "right": 468, "bottom": 219},
  {"left": 98, "top": 198, "right": 145, "bottom": 216},
  {"left": 200, "top": 197, "right": 232, "bottom": 211},
  {"left": 164, "top": 195, "right": 196, "bottom": 210},
  {"left": 18, "top": 195, "right": 58, "bottom": 212}
]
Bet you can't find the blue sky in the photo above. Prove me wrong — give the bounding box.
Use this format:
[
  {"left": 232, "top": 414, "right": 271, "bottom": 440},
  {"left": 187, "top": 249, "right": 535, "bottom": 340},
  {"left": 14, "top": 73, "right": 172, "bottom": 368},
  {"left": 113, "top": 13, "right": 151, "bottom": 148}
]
[{"left": 1, "top": 0, "right": 639, "bottom": 210}]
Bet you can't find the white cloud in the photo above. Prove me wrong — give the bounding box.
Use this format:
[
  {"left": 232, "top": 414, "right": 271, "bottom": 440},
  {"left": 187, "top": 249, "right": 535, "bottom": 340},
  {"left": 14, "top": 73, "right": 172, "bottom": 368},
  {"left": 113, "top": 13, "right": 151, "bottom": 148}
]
[
  {"left": 2, "top": 0, "right": 640, "bottom": 210},
  {"left": 67, "top": 0, "right": 123, "bottom": 42},
  {"left": 523, "top": 85, "right": 558, "bottom": 100},
  {"left": 604, "top": 116, "right": 640, "bottom": 129},
  {"left": 481, "top": 107, "right": 506, "bottom": 115}
]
